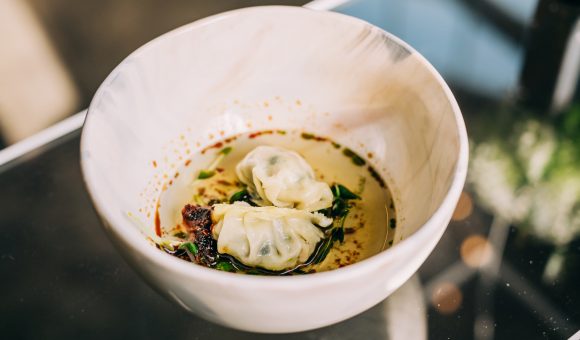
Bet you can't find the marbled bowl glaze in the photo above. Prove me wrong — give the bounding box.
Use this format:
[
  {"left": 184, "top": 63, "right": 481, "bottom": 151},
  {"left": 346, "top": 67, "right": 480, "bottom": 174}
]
[{"left": 81, "top": 6, "right": 468, "bottom": 333}]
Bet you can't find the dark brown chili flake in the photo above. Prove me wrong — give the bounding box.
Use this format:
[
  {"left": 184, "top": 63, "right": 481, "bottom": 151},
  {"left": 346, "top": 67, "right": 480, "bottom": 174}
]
[
  {"left": 182, "top": 205, "right": 212, "bottom": 231},
  {"left": 368, "top": 166, "right": 386, "bottom": 188},
  {"left": 300, "top": 132, "right": 327, "bottom": 142},
  {"left": 181, "top": 205, "right": 217, "bottom": 266},
  {"left": 249, "top": 130, "right": 274, "bottom": 139},
  {"left": 217, "top": 179, "right": 233, "bottom": 186}
]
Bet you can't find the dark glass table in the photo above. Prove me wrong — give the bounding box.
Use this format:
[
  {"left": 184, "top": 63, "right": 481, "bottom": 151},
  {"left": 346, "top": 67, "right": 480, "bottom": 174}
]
[{"left": 1, "top": 1, "right": 579, "bottom": 339}]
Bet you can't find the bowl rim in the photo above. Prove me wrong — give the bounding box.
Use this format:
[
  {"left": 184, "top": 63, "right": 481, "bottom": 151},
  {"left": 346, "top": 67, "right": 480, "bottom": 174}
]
[{"left": 80, "top": 5, "right": 469, "bottom": 288}]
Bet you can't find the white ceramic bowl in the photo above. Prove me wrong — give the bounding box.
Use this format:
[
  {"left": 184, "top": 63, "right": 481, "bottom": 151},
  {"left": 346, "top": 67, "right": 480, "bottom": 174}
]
[{"left": 81, "top": 6, "right": 468, "bottom": 333}]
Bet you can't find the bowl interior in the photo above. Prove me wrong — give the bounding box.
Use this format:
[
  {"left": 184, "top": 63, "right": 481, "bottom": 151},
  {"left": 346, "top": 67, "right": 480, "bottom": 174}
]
[{"left": 82, "top": 6, "right": 462, "bottom": 264}]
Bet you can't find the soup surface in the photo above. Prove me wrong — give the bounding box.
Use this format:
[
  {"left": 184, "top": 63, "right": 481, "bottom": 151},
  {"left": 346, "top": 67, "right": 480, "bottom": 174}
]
[{"left": 154, "top": 130, "right": 397, "bottom": 274}]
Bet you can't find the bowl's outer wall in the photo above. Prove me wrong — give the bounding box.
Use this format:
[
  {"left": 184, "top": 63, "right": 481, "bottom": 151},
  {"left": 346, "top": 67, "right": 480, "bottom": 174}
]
[
  {"left": 81, "top": 6, "right": 467, "bottom": 333},
  {"left": 104, "top": 209, "right": 452, "bottom": 333}
]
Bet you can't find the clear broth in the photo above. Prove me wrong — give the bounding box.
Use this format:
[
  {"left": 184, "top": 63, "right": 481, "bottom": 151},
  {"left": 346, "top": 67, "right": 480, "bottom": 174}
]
[{"left": 157, "top": 130, "right": 397, "bottom": 273}]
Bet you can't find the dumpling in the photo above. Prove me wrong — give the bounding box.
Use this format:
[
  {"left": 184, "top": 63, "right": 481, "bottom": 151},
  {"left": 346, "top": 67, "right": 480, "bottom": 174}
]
[
  {"left": 235, "top": 145, "right": 333, "bottom": 211},
  {"left": 212, "top": 202, "right": 332, "bottom": 271}
]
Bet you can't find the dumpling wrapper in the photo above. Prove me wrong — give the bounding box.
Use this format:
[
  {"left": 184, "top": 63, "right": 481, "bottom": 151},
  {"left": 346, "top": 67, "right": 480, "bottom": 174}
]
[
  {"left": 236, "top": 145, "right": 333, "bottom": 211},
  {"left": 212, "top": 202, "right": 332, "bottom": 271}
]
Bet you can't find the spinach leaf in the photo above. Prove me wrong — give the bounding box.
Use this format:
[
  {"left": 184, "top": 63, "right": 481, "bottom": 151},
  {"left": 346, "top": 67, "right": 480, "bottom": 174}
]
[
  {"left": 179, "top": 242, "right": 198, "bottom": 255},
  {"left": 219, "top": 146, "right": 233, "bottom": 155},
  {"left": 229, "top": 189, "right": 257, "bottom": 206},
  {"left": 215, "top": 260, "right": 235, "bottom": 272},
  {"left": 173, "top": 231, "right": 188, "bottom": 239},
  {"left": 197, "top": 170, "right": 215, "bottom": 179}
]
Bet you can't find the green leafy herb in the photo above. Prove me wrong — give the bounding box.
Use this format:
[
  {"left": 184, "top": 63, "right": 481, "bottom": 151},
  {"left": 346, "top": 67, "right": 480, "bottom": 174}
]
[
  {"left": 198, "top": 170, "right": 215, "bottom": 179},
  {"left": 215, "top": 261, "right": 235, "bottom": 272},
  {"left": 333, "top": 226, "right": 345, "bottom": 243},
  {"left": 173, "top": 231, "right": 188, "bottom": 239},
  {"left": 332, "top": 199, "right": 348, "bottom": 217},
  {"left": 311, "top": 226, "right": 345, "bottom": 264},
  {"left": 219, "top": 146, "right": 233, "bottom": 155},
  {"left": 179, "top": 242, "right": 198, "bottom": 255},
  {"left": 336, "top": 184, "right": 360, "bottom": 200},
  {"left": 229, "top": 189, "right": 257, "bottom": 206},
  {"left": 311, "top": 183, "right": 360, "bottom": 264},
  {"left": 197, "top": 147, "right": 233, "bottom": 180},
  {"left": 301, "top": 132, "right": 315, "bottom": 140},
  {"left": 159, "top": 242, "right": 175, "bottom": 252},
  {"left": 312, "top": 238, "right": 334, "bottom": 264},
  {"left": 327, "top": 183, "right": 360, "bottom": 218},
  {"left": 229, "top": 190, "right": 246, "bottom": 203}
]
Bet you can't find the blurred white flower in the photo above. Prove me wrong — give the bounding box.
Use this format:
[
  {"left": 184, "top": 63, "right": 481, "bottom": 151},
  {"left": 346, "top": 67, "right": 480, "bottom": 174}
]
[{"left": 469, "top": 117, "right": 580, "bottom": 246}]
